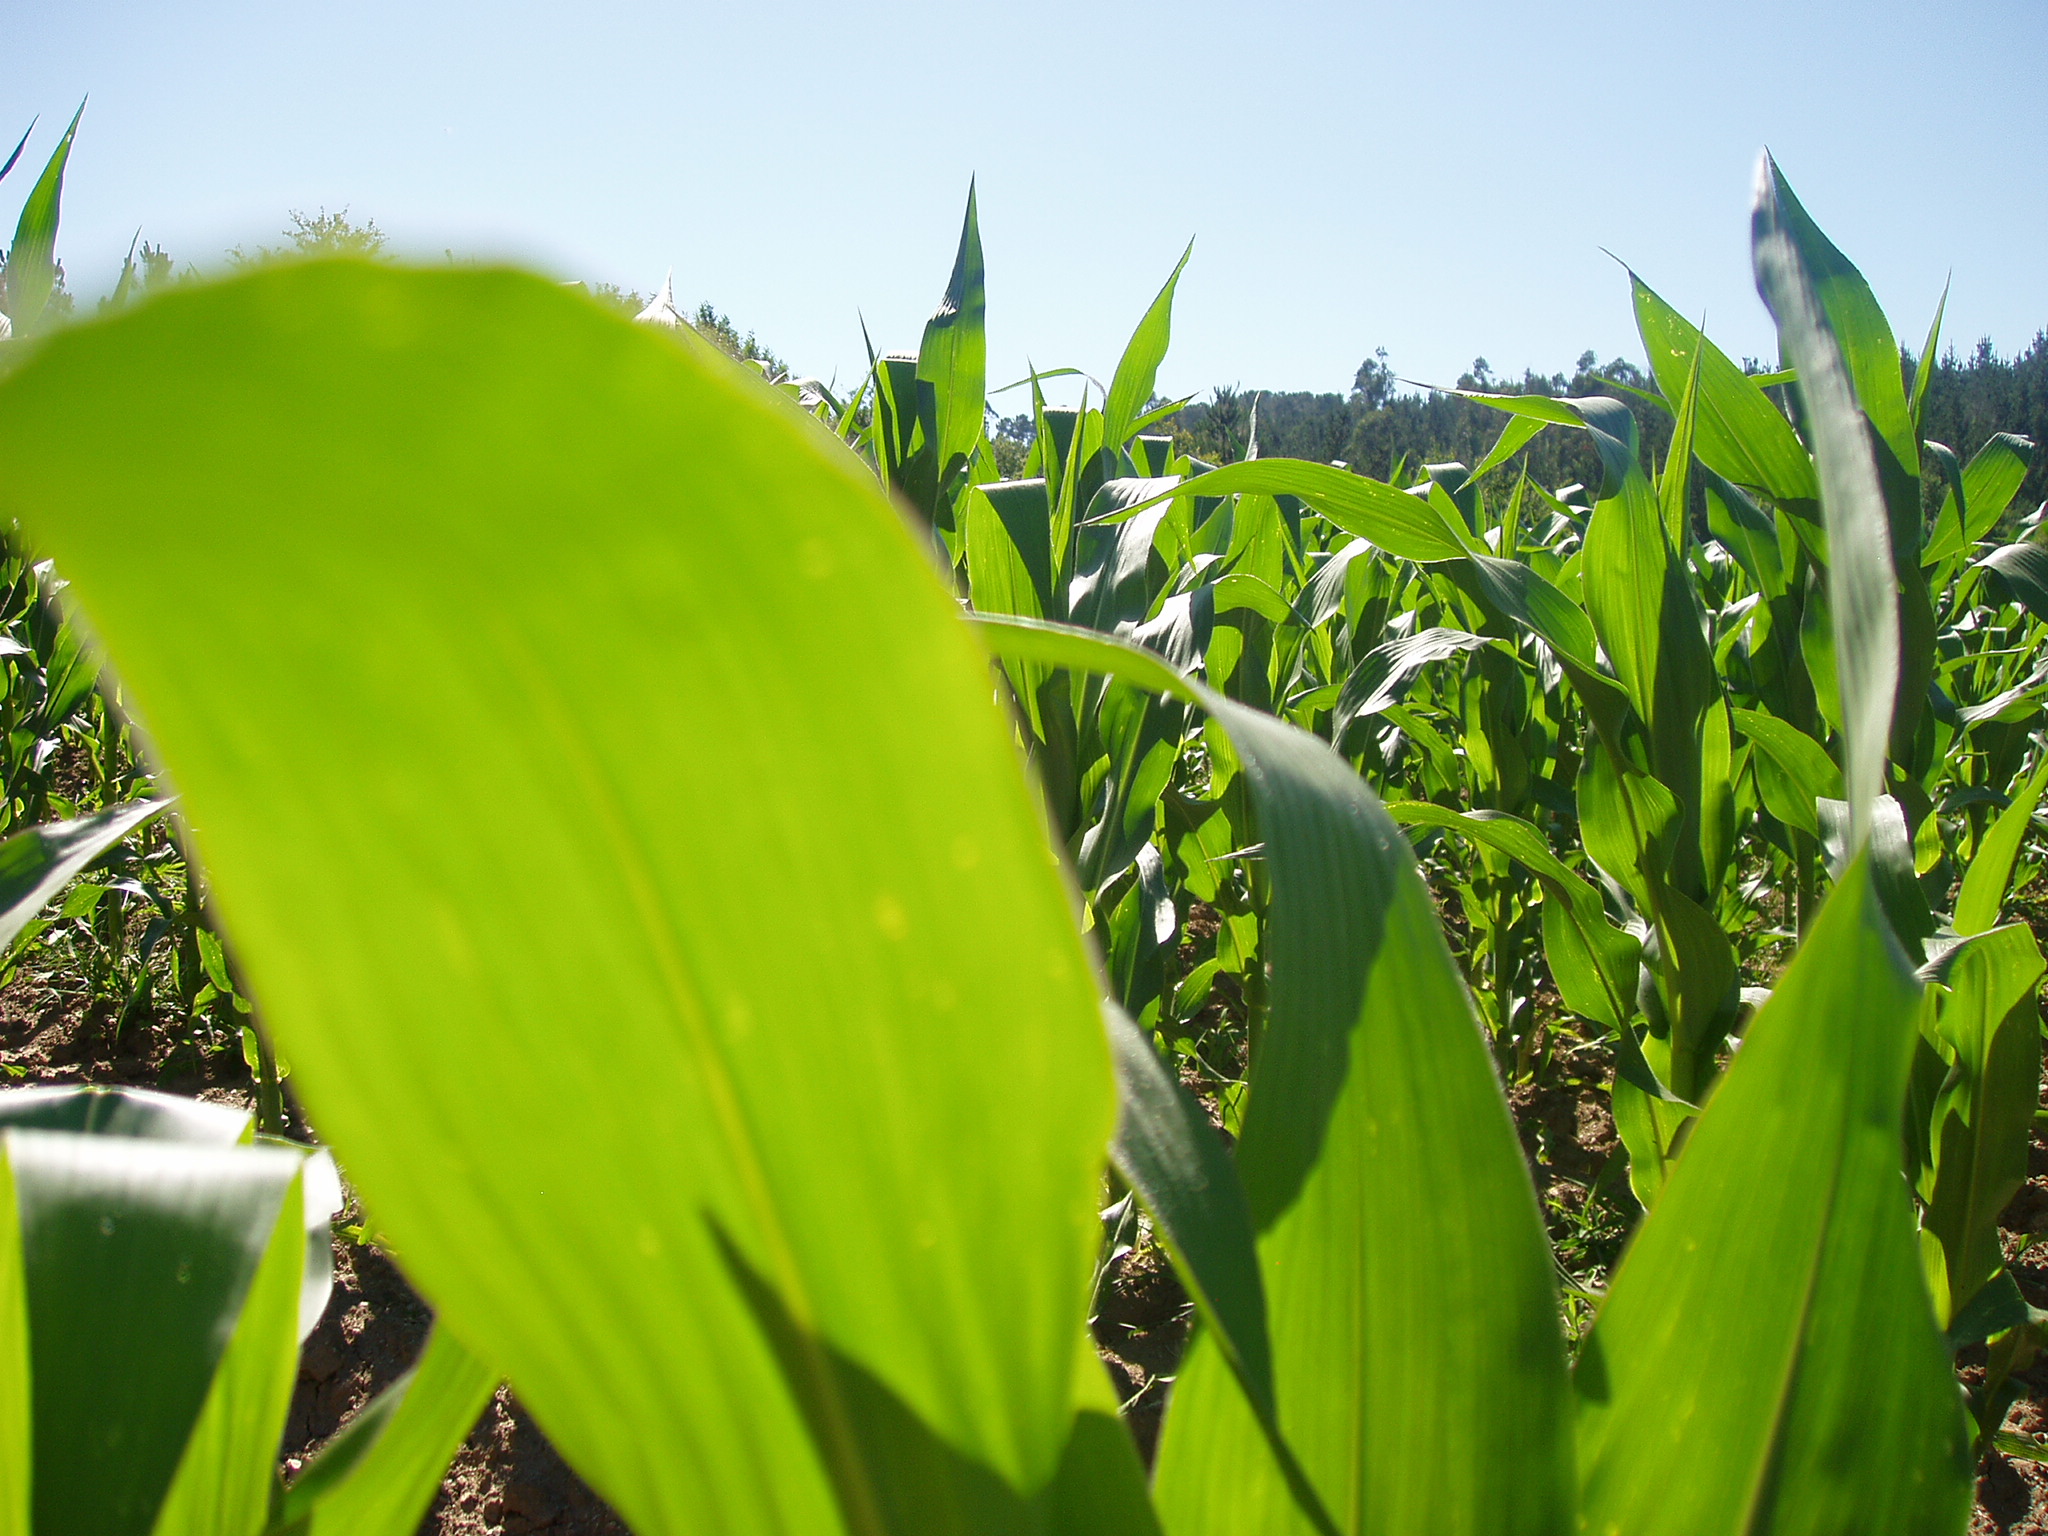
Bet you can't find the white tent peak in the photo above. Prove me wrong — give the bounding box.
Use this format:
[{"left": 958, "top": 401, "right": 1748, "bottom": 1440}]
[{"left": 634, "top": 270, "right": 689, "bottom": 329}]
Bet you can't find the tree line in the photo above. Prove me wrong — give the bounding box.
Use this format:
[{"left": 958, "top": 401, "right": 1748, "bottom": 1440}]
[{"left": 1152, "top": 337, "right": 2048, "bottom": 512}]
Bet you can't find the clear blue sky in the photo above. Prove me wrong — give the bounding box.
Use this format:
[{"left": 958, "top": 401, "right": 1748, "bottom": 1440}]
[{"left": 8, "top": 1, "right": 2044, "bottom": 405}]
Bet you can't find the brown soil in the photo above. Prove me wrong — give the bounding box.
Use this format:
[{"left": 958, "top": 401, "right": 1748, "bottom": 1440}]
[
  {"left": 1092, "top": 1236, "right": 1194, "bottom": 1465},
  {"left": 284, "top": 1236, "right": 627, "bottom": 1533}
]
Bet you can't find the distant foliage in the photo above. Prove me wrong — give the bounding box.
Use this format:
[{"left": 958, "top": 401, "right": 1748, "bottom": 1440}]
[
  {"left": 231, "top": 207, "right": 390, "bottom": 267},
  {"left": 688, "top": 300, "right": 785, "bottom": 379},
  {"left": 590, "top": 282, "right": 785, "bottom": 378},
  {"left": 1172, "top": 337, "right": 2048, "bottom": 517},
  {"left": 1919, "top": 333, "right": 2048, "bottom": 507},
  {"left": 1168, "top": 350, "right": 1669, "bottom": 495}
]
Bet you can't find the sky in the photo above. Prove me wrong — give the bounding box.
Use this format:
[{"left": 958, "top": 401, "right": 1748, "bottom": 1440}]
[{"left": 7, "top": 1, "right": 2044, "bottom": 407}]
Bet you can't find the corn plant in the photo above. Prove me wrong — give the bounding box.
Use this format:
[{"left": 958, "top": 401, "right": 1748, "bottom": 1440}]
[{"left": 0, "top": 105, "right": 83, "bottom": 343}]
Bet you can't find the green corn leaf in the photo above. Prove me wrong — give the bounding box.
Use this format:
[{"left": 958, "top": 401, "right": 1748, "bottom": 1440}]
[
  {"left": 1920, "top": 440, "right": 1969, "bottom": 563},
  {"left": 0, "top": 263, "right": 1119, "bottom": 1534},
  {"left": 1574, "top": 861, "right": 1972, "bottom": 1535},
  {"left": 975, "top": 613, "right": 1198, "bottom": 704},
  {"left": 1332, "top": 628, "right": 1496, "bottom": 741},
  {"left": 1469, "top": 390, "right": 1718, "bottom": 890},
  {"left": 1568, "top": 396, "right": 1717, "bottom": 869},
  {"left": 3, "top": 1128, "right": 307, "bottom": 1536},
  {"left": 963, "top": 478, "right": 1059, "bottom": 734},
  {"left": 1698, "top": 699, "right": 1736, "bottom": 900},
  {"left": 1447, "top": 554, "right": 1632, "bottom": 740},
  {"left": 1908, "top": 280, "right": 1948, "bottom": 438},
  {"left": 1070, "top": 478, "right": 1179, "bottom": 633},
  {"left": 151, "top": 1175, "right": 309, "bottom": 1536},
  {"left": 1152, "top": 858, "right": 1573, "bottom": 1536},
  {"left": 1119, "top": 461, "right": 1472, "bottom": 564},
  {"left": 1576, "top": 747, "right": 1680, "bottom": 918},
  {"left": 973, "top": 614, "right": 1573, "bottom": 1536},
  {"left": 1976, "top": 542, "right": 2048, "bottom": 623},
  {"left": 1104, "top": 1004, "right": 1270, "bottom": 1417},
  {"left": 1384, "top": 802, "right": 1641, "bottom": 1040},
  {"left": 1916, "top": 923, "right": 2045, "bottom": 1326},
  {"left": 1798, "top": 568, "right": 1842, "bottom": 733},
  {"left": 38, "top": 608, "right": 105, "bottom": 728},
  {"left": 1754, "top": 157, "right": 1916, "bottom": 480},
  {"left": 1103, "top": 241, "right": 1192, "bottom": 453},
  {"left": 1957, "top": 433, "right": 2032, "bottom": 540},
  {"left": 1700, "top": 466, "right": 1789, "bottom": 598},
  {"left": 1816, "top": 795, "right": 1934, "bottom": 959},
  {"left": 1467, "top": 414, "right": 1547, "bottom": 484},
  {"left": 1656, "top": 322, "right": 1705, "bottom": 553},
  {"left": 0, "top": 119, "right": 35, "bottom": 186},
  {"left": 964, "top": 479, "right": 1055, "bottom": 620},
  {"left": 1923, "top": 432, "right": 2034, "bottom": 566},
  {"left": 5, "top": 101, "right": 83, "bottom": 339},
  {"left": 0, "top": 798, "right": 167, "bottom": 956},
  {"left": 1127, "top": 398, "right": 1197, "bottom": 443},
  {"left": 0, "top": 1154, "right": 25, "bottom": 1536},
  {"left": 1209, "top": 572, "right": 1294, "bottom": 627},
  {"left": 1731, "top": 708, "right": 1841, "bottom": 837},
  {"left": 1101, "top": 1004, "right": 1334, "bottom": 1531},
  {"left": 1753, "top": 154, "right": 1899, "bottom": 846},
  {"left": 1628, "top": 271, "right": 1817, "bottom": 505},
  {"left": 1953, "top": 752, "right": 2048, "bottom": 936},
  {"left": 915, "top": 183, "right": 987, "bottom": 498},
  {"left": 277, "top": 1326, "right": 499, "bottom": 1536}
]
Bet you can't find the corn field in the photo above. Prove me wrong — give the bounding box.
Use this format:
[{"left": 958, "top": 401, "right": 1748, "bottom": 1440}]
[{"left": 0, "top": 106, "right": 2044, "bottom": 1536}]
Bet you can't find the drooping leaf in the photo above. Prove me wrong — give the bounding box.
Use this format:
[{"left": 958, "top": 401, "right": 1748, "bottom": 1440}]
[
  {"left": 1332, "top": 627, "right": 1495, "bottom": 741},
  {"left": 0, "top": 263, "right": 1117, "bottom": 1534},
  {"left": 1104, "top": 1005, "right": 1269, "bottom": 1416},
  {"left": 1977, "top": 542, "right": 2048, "bottom": 624},
  {"left": 1732, "top": 708, "right": 1841, "bottom": 838},
  {"left": 1121, "top": 461, "right": 1472, "bottom": 564},
  {"left": 1385, "top": 802, "right": 1639, "bottom": 1038},
  {"left": 1467, "top": 414, "right": 1547, "bottom": 484},
  {"left": 1447, "top": 553, "right": 1632, "bottom": 740}
]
